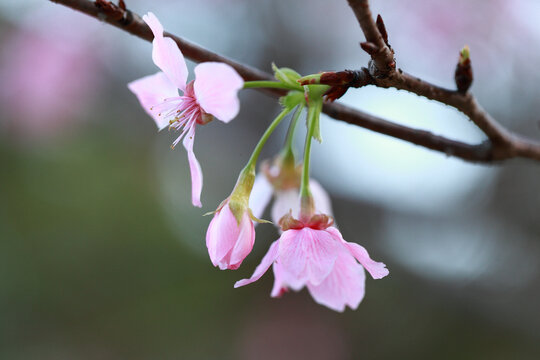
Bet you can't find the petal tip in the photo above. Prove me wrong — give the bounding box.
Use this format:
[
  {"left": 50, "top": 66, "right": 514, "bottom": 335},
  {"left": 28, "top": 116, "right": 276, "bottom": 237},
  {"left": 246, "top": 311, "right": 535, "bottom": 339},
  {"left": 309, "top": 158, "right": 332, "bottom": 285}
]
[
  {"left": 234, "top": 279, "right": 248, "bottom": 288},
  {"left": 142, "top": 12, "right": 163, "bottom": 39},
  {"left": 372, "top": 265, "right": 389, "bottom": 280}
]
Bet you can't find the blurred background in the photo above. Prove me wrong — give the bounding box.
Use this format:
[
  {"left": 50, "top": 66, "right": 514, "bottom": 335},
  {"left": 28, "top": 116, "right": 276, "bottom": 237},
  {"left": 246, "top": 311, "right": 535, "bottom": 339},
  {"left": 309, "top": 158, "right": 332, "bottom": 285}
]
[{"left": 1, "top": 0, "right": 539, "bottom": 358}]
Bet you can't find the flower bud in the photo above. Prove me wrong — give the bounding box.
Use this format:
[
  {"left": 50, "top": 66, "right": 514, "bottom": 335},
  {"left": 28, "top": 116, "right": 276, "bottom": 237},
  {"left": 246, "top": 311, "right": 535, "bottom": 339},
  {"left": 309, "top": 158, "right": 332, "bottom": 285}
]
[
  {"left": 205, "top": 166, "right": 257, "bottom": 270},
  {"left": 206, "top": 199, "right": 255, "bottom": 270},
  {"left": 455, "top": 45, "right": 473, "bottom": 93}
]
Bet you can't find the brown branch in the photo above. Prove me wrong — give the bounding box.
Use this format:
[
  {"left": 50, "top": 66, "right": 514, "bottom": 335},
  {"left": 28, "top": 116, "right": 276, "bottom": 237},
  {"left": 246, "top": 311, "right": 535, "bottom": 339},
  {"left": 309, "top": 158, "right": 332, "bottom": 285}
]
[
  {"left": 375, "top": 71, "right": 512, "bottom": 144},
  {"left": 49, "top": 0, "right": 540, "bottom": 163},
  {"left": 347, "top": 0, "right": 540, "bottom": 161},
  {"left": 346, "top": 0, "right": 511, "bottom": 141},
  {"left": 323, "top": 102, "right": 493, "bottom": 162},
  {"left": 347, "top": 0, "right": 395, "bottom": 77}
]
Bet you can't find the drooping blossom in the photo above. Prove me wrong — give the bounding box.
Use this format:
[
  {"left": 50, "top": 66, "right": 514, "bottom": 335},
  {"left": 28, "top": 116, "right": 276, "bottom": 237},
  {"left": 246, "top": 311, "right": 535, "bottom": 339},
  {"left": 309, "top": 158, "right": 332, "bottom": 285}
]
[
  {"left": 235, "top": 212, "right": 388, "bottom": 312},
  {"left": 249, "top": 158, "right": 332, "bottom": 224},
  {"left": 128, "top": 12, "right": 244, "bottom": 207},
  {"left": 206, "top": 199, "right": 255, "bottom": 270}
]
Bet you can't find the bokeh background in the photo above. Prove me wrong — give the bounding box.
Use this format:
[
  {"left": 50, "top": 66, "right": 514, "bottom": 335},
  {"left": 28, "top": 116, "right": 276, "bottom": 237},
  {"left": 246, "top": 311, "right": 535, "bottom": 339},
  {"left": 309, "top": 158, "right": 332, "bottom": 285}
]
[{"left": 1, "top": 0, "right": 540, "bottom": 358}]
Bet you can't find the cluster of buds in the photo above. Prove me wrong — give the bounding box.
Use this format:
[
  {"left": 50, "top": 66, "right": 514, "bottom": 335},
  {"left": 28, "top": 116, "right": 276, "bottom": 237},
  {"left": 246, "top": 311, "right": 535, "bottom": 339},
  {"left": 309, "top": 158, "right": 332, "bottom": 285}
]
[{"left": 129, "top": 12, "right": 388, "bottom": 312}]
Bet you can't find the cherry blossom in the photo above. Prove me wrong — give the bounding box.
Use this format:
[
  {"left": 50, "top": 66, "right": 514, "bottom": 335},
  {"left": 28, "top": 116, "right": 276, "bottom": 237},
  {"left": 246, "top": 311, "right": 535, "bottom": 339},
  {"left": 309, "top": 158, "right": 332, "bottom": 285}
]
[
  {"left": 235, "top": 213, "right": 388, "bottom": 312},
  {"left": 128, "top": 12, "right": 243, "bottom": 207}
]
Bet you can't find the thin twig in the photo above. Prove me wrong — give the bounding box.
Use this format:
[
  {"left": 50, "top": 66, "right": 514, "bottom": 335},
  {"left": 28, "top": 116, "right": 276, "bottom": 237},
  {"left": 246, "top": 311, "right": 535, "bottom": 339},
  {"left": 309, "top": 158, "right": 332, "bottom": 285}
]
[
  {"left": 347, "top": 0, "right": 540, "bottom": 161},
  {"left": 346, "top": 0, "right": 395, "bottom": 76},
  {"left": 49, "top": 0, "right": 540, "bottom": 163}
]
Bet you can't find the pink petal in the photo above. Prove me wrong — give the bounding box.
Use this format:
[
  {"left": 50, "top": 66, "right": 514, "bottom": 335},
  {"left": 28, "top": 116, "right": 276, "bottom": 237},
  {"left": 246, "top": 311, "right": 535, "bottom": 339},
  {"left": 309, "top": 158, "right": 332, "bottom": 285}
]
[
  {"left": 272, "top": 261, "right": 305, "bottom": 293},
  {"left": 271, "top": 189, "right": 298, "bottom": 224},
  {"left": 193, "top": 62, "right": 244, "bottom": 122},
  {"left": 307, "top": 251, "right": 366, "bottom": 312},
  {"left": 277, "top": 229, "right": 308, "bottom": 282},
  {"left": 206, "top": 204, "right": 240, "bottom": 269},
  {"left": 249, "top": 173, "right": 274, "bottom": 221},
  {"left": 279, "top": 228, "right": 339, "bottom": 286},
  {"left": 227, "top": 211, "right": 256, "bottom": 269},
  {"left": 143, "top": 12, "right": 188, "bottom": 91},
  {"left": 327, "top": 227, "right": 389, "bottom": 280},
  {"left": 127, "top": 71, "right": 179, "bottom": 130},
  {"left": 234, "top": 241, "right": 279, "bottom": 288},
  {"left": 301, "top": 228, "right": 340, "bottom": 285},
  {"left": 310, "top": 179, "right": 333, "bottom": 216},
  {"left": 271, "top": 179, "right": 332, "bottom": 224},
  {"left": 268, "top": 261, "right": 308, "bottom": 297},
  {"left": 270, "top": 262, "right": 287, "bottom": 297},
  {"left": 182, "top": 124, "right": 203, "bottom": 207}
]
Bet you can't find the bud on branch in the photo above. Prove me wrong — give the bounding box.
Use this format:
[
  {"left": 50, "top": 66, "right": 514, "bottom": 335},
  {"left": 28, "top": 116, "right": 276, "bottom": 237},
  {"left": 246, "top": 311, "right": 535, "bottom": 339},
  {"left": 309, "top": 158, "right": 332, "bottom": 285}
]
[{"left": 455, "top": 45, "right": 473, "bottom": 93}]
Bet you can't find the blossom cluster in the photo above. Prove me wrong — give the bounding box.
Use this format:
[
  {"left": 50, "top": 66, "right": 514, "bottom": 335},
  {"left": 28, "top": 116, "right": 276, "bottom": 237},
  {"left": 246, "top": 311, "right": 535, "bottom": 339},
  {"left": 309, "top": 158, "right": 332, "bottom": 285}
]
[{"left": 129, "top": 12, "right": 388, "bottom": 312}]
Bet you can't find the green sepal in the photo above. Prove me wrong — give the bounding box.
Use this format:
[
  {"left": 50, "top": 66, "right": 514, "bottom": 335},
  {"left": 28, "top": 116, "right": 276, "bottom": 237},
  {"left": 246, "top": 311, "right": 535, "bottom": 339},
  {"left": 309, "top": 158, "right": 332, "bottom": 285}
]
[
  {"left": 305, "top": 84, "right": 327, "bottom": 143},
  {"left": 297, "top": 73, "right": 322, "bottom": 85},
  {"left": 228, "top": 198, "right": 248, "bottom": 225},
  {"left": 228, "top": 165, "right": 256, "bottom": 225},
  {"left": 310, "top": 99, "right": 323, "bottom": 143},
  {"left": 248, "top": 209, "right": 273, "bottom": 224},
  {"left": 272, "top": 63, "right": 303, "bottom": 91},
  {"left": 306, "top": 84, "right": 330, "bottom": 99},
  {"left": 279, "top": 90, "right": 305, "bottom": 111}
]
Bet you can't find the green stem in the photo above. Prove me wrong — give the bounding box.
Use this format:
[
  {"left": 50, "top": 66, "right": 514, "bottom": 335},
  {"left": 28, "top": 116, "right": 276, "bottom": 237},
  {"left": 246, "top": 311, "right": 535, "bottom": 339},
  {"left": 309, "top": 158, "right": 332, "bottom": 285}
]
[
  {"left": 245, "top": 107, "right": 292, "bottom": 170},
  {"left": 299, "top": 102, "right": 320, "bottom": 199},
  {"left": 243, "top": 81, "right": 298, "bottom": 91},
  {"left": 231, "top": 107, "right": 292, "bottom": 210},
  {"left": 283, "top": 104, "right": 304, "bottom": 156}
]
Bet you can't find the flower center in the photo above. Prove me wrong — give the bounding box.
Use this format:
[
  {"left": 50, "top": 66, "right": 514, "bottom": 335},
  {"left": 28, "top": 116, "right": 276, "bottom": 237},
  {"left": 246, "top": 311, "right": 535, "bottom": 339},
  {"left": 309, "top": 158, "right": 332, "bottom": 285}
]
[
  {"left": 171, "top": 81, "right": 213, "bottom": 127},
  {"left": 151, "top": 81, "right": 213, "bottom": 149}
]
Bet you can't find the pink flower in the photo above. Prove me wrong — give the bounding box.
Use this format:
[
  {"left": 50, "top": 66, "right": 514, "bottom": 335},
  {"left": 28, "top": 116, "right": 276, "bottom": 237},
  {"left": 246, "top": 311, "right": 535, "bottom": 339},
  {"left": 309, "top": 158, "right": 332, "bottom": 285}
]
[
  {"left": 128, "top": 12, "right": 244, "bottom": 207},
  {"left": 206, "top": 200, "right": 255, "bottom": 270},
  {"left": 235, "top": 213, "right": 389, "bottom": 312}
]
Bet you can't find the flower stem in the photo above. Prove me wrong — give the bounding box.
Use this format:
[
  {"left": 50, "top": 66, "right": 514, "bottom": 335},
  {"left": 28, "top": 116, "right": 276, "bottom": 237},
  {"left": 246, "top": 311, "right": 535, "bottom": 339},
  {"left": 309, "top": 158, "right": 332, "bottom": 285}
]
[
  {"left": 299, "top": 101, "right": 321, "bottom": 202},
  {"left": 231, "top": 107, "right": 292, "bottom": 210},
  {"left": 243, "top": 81, "right": 298, "bottom": 91},
  {"left": 283, "top": 104, "right": 304, "bottom": 158},
  {"left": 245, "top": 107, "right": 292, "bottom": 171},
  {"left": 298, "top": 102, "right": 321, "bottom": 219}
]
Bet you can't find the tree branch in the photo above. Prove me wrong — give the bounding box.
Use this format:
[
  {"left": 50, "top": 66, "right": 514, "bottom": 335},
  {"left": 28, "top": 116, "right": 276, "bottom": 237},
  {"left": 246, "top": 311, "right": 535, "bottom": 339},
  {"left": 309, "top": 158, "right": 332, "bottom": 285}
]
[
  {"left": 346, "top": 0, "right": 395, "bottom": 76},
  {"left": 344, "top": 0, "right": 540, "bottom": 161},
  {"left": 49, "top": 0, "right": 540, "bottom": 164}
]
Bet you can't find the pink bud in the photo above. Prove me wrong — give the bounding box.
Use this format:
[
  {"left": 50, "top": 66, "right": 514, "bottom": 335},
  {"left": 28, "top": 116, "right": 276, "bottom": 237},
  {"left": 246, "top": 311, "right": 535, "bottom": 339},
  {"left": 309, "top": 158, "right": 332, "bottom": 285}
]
[{"left": 206, "top": 202, "right": 255, "bottom": 270}]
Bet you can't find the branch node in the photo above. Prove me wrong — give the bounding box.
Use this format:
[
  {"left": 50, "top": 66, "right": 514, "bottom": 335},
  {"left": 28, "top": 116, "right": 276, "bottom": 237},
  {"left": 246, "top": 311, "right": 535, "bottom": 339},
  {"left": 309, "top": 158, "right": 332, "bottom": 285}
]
[
  {"left": 95, "top": 0, "right": 128, "bottom": 23},
  {"left": 312, "top": 69, "right": 374, "bottom": 102}
]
